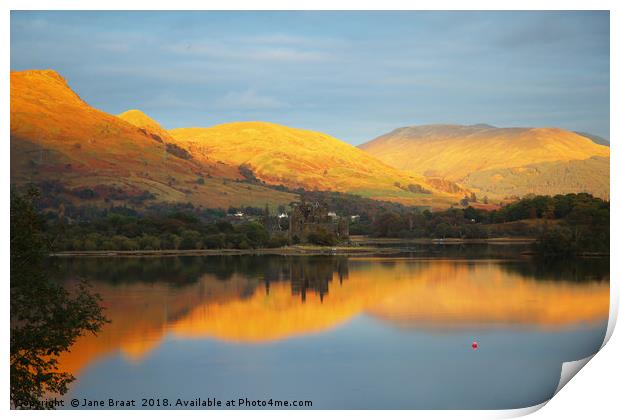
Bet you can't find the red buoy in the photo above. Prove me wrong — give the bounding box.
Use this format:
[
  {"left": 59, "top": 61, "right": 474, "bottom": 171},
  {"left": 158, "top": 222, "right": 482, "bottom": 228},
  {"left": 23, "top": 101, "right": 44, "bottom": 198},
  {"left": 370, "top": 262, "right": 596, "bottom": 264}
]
[{"left": 472, "top": 341, "right": 479, "bottom": 350}]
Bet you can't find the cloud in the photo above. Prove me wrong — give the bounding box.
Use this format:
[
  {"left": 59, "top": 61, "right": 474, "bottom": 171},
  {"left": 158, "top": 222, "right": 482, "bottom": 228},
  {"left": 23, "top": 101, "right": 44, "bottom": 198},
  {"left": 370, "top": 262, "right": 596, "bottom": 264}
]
[
  {"left": 214, "top": 89, "right": 288, "bottom": 110},
  {"left": 142, "top": 92, "right": 202, "bottom": 110},
  {"left": 242, "top": 33, "right": 349, "bottom": 48},
  {"left": 10, "top": 11, "right": 610, "bottom": 142},
  {"left": 243, "top": 33, "right": 315, "bottom": 45},
  {"left": 495, "top": 15, "right": 579, "bottom": 49},
  {"left": 165, "top": 39, "right": 330, "bottom": 63},
  {"left": 96, "top": 42, "right": 132, "bottom": 53},
  {"left": 248, "top": 47, "right": 326, "bottom": 62}
]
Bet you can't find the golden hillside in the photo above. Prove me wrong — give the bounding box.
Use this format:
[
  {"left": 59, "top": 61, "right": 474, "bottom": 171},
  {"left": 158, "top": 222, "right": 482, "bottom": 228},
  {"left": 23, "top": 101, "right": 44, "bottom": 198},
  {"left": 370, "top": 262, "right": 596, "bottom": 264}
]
[
  {"left": 117, "top": 109, "right": 176, "bottom": 143},
  {"left": 463, "top": 156, "right": 610, "bottom": 200},
  {"left": 10, "top": 70, "right": 296, "bottom": 209},
  {"left": 359, "top": 124, "right": 610, "bottom": 199},
  {"left": 170, "top": 122, "right": 461, "bottom": 207}
]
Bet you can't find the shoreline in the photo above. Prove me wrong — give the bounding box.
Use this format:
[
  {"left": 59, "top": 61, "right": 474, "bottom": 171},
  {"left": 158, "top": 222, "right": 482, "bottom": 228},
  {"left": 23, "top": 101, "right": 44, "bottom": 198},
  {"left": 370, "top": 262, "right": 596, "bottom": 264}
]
[
  {"left": 49, "top": 237, "right": 539, "bottom": 258},
  {"left": 50, "top": 245, "right": 390, "bottom": 258},
  {"left": 349, "top": 236, "right": 537, "bottom": 245},
  {"left": 48, "top": 237, "right": 608, "bottom": 258}
]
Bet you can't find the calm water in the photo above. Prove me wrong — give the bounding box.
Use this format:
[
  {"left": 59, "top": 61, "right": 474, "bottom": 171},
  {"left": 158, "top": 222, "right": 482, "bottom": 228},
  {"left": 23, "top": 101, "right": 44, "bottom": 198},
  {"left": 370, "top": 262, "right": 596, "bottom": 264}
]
[{"left": 54, "top": 246, "right": 609, "bottom": 409}]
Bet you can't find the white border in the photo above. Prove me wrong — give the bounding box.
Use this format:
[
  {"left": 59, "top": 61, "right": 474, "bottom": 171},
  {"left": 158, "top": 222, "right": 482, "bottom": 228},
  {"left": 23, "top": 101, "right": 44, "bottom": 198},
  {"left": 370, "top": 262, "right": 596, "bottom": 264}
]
[{"left": 3, "top": 1, "right": 617, "bottom": 419}]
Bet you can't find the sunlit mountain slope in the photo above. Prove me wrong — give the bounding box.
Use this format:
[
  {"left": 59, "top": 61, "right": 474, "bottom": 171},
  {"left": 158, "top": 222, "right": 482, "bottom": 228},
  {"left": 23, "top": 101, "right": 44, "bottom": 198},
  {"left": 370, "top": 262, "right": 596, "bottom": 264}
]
[
  {"left": 117, "top": 109, "right": 177, "bottom": 143},
  {"left": 10, "top": 70, "right": 296, "bottom": 209},
  {"left": 170, "top": 122, "right": 462, "bottom": 207},
  {"left": 359, "top": 124, "right": 609, "bottom": 199}
]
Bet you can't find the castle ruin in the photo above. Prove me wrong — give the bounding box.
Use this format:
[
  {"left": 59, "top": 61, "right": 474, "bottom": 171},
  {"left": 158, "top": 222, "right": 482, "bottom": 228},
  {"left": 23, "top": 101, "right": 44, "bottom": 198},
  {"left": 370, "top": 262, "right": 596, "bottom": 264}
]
[{"left": 288, "top": 201, "right": 348, "bottom": 243}]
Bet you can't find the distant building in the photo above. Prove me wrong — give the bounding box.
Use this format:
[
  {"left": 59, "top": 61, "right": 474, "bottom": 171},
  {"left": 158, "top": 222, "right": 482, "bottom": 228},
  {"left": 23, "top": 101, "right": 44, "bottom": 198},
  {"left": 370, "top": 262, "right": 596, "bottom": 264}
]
[{"left": 288, "top": 201, "right": 349, "bottom": 243}]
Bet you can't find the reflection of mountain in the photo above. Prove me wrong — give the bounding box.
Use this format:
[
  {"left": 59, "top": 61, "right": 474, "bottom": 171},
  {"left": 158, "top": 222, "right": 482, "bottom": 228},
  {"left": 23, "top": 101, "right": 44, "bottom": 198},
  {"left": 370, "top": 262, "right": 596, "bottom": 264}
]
[
  {"left": 367, "top": 259, "right": 609, "bottom": 329},
  {"left": 56, "top": 274, "right": 251, "bottom": 375},
  {"left": 56, "top": 257, "right": 351, "bottom": 372},
  {"left": 56, "top": 257, "right": 609, "bottom": 377}
]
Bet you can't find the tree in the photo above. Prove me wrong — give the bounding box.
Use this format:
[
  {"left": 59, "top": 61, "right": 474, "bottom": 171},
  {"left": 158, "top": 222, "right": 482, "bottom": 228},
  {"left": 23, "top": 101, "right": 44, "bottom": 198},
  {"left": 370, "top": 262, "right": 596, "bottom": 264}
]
[
  {"left": 179, "top": 230, "right": 202, "bottom": 250},
  {"left": 307, "top": 228, "right": 338, "bottom": 246},
  {"left": 237, "top": 222, "right": 269, "bottom": 248},
  {"left": 373, "top": 212, "right": 404, "bottom": 237},
  {"left": 434, "top": 222, "right": 451, "bottom": 239},
  {"left": 139, "top": 234, "right": 161, "bottom": 250},
  {"left": 11, "top": 188, "right": 107, "bottom": 409},
  {"left": 533, "top": 226, "right": 576, "bottom": 256}
]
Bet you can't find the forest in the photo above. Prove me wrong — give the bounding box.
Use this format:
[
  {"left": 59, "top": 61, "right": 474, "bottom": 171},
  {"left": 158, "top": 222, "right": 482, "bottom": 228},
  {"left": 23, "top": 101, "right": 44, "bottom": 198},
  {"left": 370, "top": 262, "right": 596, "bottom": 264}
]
[{"left": 21, "top": 185, "right": 610, "bottom": 255}]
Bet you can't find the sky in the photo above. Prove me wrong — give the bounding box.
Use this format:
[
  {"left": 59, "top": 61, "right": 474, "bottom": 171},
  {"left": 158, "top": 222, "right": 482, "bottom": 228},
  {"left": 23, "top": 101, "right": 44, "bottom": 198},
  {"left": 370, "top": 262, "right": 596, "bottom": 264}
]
[{"left": 10, "top": 11, "right": 610, "bottom": 144}]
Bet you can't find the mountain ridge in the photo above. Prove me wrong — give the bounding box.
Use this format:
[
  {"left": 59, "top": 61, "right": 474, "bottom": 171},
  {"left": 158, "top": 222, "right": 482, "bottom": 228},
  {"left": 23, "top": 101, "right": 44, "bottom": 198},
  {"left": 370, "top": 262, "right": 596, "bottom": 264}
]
[
  {"left": 10, "top": 69, "right": 297, "bottom": 210},
  {"left": 13, "top": 69, "right": 606, "bottom": 208},
  {"left": 169, "top": 122, "right": 463, "bottom": 207},
  {"left": 359, "top": 123, "right": 609, "bottom": 199},
  {"left": 117, "top": 109, "right": 176, "bottom": 143}
]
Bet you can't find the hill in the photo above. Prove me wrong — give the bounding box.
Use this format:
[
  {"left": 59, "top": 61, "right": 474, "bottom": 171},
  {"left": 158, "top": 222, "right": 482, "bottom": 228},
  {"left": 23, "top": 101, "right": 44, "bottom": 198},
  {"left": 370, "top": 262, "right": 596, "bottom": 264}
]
[
  {"left": 10, "top": 69, "right": 296, "bottom": 210},
  {"left": 359, "top": 124, "right": 609, "bottom": 199},
  {"left": 169, "top": 122, "right": 463, "bottom": 207},
  {"left": 117, "top": 109, "right": 176, "bottom": 143},
  {"left": 574, "top": 131, "right": 609, "bottom": 146},
  {"left": 463, "top": 156, "right": 609, "bottom": 200}
]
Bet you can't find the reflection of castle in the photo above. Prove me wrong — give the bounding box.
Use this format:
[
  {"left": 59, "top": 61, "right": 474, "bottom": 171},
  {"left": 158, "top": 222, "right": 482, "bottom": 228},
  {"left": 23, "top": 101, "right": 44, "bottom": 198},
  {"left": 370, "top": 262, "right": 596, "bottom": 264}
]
[
  {"left": 289, "top": 202, "right": 349, "bottom": 243},
  {"left": 263, "top": 258, "right": 349, "bottom": 303}
]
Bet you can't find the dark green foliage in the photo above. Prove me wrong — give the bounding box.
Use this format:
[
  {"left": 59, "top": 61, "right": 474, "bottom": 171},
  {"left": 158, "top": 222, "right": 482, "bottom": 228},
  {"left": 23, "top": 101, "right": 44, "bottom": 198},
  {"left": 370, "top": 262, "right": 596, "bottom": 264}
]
[
  {"left": 393, "top": 182, "right": 431, "bottom": 194},
  {"left": 407, "top": 183, "right": 431, "bottom": 194},
  {"left": 51, "top": 209, "right": 275, "bottom": 251},
  {"left": 72, "top": 187, "right": 97, "bottom": 199},
  {"left": 373, "top": 212, "right": 407, "bottom": 237},
  {"left": 28, "top": 182, "right": 609, "bottom": 255},
  {"left": 307, "top": 227, "right": 338, "bottom": 246},
  {"left": 165, "top": 143, "right": 192, "bottom": 160},
  {"left": 179, "top": 230, "right": 202, "bottom": 250},
  {"left": 532, "top": 205, "right": 609, "bottom": 256},
  {"left": 298, "top": 189, "right": 413, "bottom": 218},
  {"left": 490, "top": 193, "right": 607, "bottom": 223},
  {"left": 532, "top": 225, "right": 576, "bottom": 256},
  {"left": 239, "top": 164, "right": 260, "bottom": 183},
  {"left": 368, "top": 193, "right": 609, "bottom": 254},
  {"left": 10, "top": 188, "right": 107, "bottom": 409},
  {"left": 268, "top": 234, "right": 290, "bottom": 248},
  {"left": 237, "top": 222, "right": 270, "bottom": 247}
]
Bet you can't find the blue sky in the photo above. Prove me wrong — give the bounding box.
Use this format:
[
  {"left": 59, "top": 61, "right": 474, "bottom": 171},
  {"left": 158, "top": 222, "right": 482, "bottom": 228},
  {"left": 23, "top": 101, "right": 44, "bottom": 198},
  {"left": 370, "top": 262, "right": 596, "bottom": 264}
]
[{"left": 11, "top": 11, "right": 610, "bottom": 144}]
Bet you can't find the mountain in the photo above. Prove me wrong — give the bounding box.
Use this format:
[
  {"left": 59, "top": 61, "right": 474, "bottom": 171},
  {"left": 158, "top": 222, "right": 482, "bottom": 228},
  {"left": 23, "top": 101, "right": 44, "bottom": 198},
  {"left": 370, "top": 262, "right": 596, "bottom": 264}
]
[
  {"left": 169, "top": 122, "right": 463, "bottom": 207},
  {"left": 10, "top": 69, "right": 296, "bottom": 209},
  {"left": 359, "top": 124, "right": 609, "bottom": 199},
  {"left": 117, "top": 109, "right": 176, "bottom": 143},
  {"left": 463, "top": 156, "right": 609, "bottom": 200},
  {"left": 574, "top": 131, "right": 609, "bottom": 146}
]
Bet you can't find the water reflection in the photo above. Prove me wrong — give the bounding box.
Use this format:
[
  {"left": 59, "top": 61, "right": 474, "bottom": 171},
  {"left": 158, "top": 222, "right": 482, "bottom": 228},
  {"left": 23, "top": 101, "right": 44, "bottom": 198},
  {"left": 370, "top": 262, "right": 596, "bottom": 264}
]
[{"left": 54, "top": 255, "right": 609, "bottom": 381}]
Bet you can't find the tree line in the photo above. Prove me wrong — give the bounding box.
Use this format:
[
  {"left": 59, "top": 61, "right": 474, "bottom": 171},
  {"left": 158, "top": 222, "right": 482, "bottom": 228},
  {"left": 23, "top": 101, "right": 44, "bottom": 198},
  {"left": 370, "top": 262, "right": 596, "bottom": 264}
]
[
  {"left": 26, "top": 183, "right": 610, "bottom": 254},
  {"left": 366, "top": 193, "right": 609, "bottom": 255},
  {"left": 49, "top": 212, "right": 290, "bottom": 251}
]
